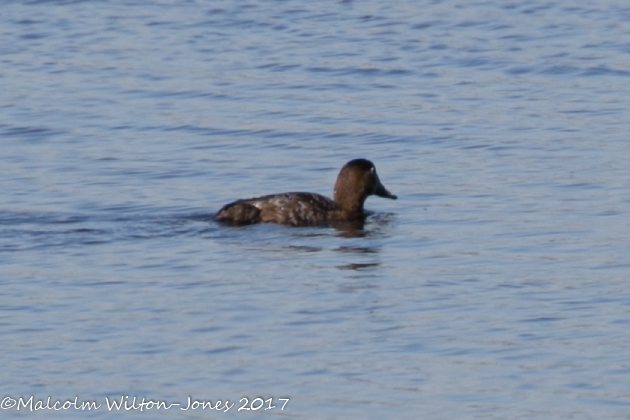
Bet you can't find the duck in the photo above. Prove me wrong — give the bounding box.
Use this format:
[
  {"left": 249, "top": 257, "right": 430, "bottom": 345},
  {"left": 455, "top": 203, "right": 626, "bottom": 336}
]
[{"left": 215, "top": 158, "right": 397, "bottom": 226}]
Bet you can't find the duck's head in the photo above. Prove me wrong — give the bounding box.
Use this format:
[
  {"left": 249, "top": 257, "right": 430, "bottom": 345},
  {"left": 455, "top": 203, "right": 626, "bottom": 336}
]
[{"left": 333, "top": 159, "right": 397, "bottom": 213}]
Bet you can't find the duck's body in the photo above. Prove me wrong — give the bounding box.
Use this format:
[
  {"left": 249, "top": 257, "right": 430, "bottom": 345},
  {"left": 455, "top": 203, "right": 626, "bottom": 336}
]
[
  {"left": 215, "top": 159, "right": 397, "bottom": 226},
  {"left": 215, "top": 192, "right": 339, "bottom": 225}
]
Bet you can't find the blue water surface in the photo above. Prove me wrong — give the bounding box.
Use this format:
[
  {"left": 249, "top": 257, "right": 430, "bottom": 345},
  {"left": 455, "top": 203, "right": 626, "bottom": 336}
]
[{"left": 2, "top": 0, "right": 630, "bottom": 419}]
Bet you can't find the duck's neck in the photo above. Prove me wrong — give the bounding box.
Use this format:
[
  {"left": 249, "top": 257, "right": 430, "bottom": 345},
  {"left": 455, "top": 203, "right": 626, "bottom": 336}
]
[{"left": 333, "top": 189, "right": 367, "bottom": 216}]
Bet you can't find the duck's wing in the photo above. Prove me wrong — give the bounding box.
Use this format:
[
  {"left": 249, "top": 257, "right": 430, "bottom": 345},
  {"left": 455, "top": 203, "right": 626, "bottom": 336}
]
[
  {"left": 217, "top": 192, "right": 337, "bottom": 226},
  {"left": 252, "top": 193, "right": 337, "bottom": 225}
]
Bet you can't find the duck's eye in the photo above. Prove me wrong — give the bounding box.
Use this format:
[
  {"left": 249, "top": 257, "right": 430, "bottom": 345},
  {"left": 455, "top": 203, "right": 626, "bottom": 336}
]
[{"left": 370, "top": 167, "right": 375, "bottom": 173}]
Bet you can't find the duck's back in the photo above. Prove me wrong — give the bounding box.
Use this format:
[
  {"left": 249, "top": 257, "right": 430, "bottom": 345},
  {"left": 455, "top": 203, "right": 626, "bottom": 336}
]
[{"left": 215, "top": 192, "right": 339, "bottom": 226}]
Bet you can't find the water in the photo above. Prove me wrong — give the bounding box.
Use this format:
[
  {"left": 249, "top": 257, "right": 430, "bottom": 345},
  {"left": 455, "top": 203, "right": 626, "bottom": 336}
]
[{"left": 2, "top": 0, "right": 630, "bottom": 418}]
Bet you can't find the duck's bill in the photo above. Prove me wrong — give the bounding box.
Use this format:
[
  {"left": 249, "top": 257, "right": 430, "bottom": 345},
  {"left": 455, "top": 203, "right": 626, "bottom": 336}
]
[{"left": 375, "top": 182, "right": 397, "bottom": 200}]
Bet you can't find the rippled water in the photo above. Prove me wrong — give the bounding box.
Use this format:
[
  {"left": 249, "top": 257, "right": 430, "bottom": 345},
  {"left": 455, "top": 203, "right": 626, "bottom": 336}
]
[{"left": 2, "top": 0, "right": 630, "bottom": 418}]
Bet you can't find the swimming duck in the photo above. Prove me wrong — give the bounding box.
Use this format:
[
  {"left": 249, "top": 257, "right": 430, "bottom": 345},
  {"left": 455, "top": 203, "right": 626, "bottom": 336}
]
[{"left": 215, "top": 159, "right": 397, "bottom": 226}]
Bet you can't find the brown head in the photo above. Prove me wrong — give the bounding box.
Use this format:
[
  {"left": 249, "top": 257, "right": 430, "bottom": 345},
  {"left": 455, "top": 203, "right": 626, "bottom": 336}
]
[{"left": 333, "top": 159, "right": 397, "bottom": 215}]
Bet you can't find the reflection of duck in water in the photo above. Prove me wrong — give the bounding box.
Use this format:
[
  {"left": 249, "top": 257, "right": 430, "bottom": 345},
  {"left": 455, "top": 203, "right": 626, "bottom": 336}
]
[{"left": 216, "top": 159, "right": 397, "bottom": 226}]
